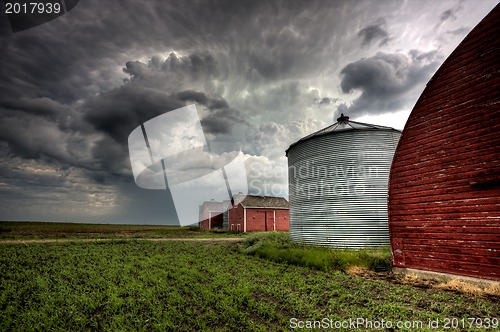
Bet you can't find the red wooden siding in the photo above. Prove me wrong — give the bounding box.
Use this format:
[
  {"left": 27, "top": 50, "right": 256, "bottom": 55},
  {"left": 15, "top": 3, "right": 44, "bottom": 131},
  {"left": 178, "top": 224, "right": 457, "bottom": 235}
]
[
  {"left": 227, "top": 195, "right": 289, "bottom": 232},
  {"left": 228, "top": 204, "right": 244, "bottom": 231},
  {"left": 228, "top": 205, "right": 289, "bottom": 232},
  {"left": 199, "top": 207, "right": 209, "bottom": 229},
  {"left": 274, "top": 209, "right": 289, "bottom": 231},
  {"left": 199, "top": 213, "right": 223, "bottom": 229},
  {"left": 245, "top": 209, "right": 289, "bottom": 232},
  {"left": 388, "top": 5, "right": 500, "bottom": 281},
  {"left": 199, "top": 201, "right": 224, "bottom": 229}
]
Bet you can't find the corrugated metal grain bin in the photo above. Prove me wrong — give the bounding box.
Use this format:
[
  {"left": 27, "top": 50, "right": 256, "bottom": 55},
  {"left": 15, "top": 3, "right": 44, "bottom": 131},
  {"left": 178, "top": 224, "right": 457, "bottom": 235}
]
[
  {"left": 389, "top": 5, "right": 500, "bottom": 281},
  {"left": 286, "top": 115, "right": 401, "bottom": 248}
]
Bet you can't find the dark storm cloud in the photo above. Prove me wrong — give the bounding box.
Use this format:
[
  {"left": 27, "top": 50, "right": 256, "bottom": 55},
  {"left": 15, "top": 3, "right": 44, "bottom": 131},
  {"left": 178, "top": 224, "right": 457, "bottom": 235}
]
[
  {"left": 89, "top": 135, "right": 132, "bottom": 181},
  {"left": 83, "top": 85, "right": 184, "bottom": 143},
  {"left": 176, "top": 90, "right": 209, "bottom": 105},
  {"left": 124, "top": 52, "right": 219, "bottom": 87},
  {"left": 0, "top": 95, "right": 98, "bottom": 174},
  {"left": 319, "top": 97, "right": 334, "bottom": 105},
  {"left": 0, "top": 37, "right": 240, "bottom": 184},
  {"left": 446, "top": 26, "right": 470, "bottom": 35},
  {"left": 0, "top": 0, "right": 391, "bottom": 112},
  {"left": 438, "top": 0, "right": 464, "bottom": 25},
  {"left": 201, "top": 106, "right": 247, "bottom": 135},
  {"left": 86, "top": 51, "right": 240, "bottom": 132},
  {"left": 337, "top": 50, "right": 442, "bottom": 116},
  {"left": 0, "top": 2, "right": 128, "bottom": 103},
  {"left": 82, "top": 51, "right": 247, "bottom": 177},
  {"left": 440, "top": 9, "right": 456, "bottom": 22},
  {"left": 0, "top": 0, "right": 355, "bottom": 180},
  {"left": 0, "top": 1, "right": 225, "bottom": 103},
  {"left": 358, "top": 19, "right": 391, "bottom": 47},
  {"left": 0, "top": 97, "right": 67, "bottom": 120}
]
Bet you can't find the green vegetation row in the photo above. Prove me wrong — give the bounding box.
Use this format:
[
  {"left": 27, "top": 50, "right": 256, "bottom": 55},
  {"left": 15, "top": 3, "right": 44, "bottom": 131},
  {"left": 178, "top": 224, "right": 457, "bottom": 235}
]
[
  {"left": 1, "top": 240, "right": 498, "bottom": 331},
  {"left": 241, "top": 232, "right": 391, "bottom": 272},
  {"left": 0, "top": 221, "right": 237, "bottom": 240}
]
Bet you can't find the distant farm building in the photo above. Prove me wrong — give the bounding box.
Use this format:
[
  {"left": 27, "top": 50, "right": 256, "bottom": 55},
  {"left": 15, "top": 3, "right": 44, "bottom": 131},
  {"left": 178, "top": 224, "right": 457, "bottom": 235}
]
[
  {"left": 388, "top": 5, "right": 500, "bottom": 281},
  {"left": 227, "top": 195, "right": 289, "bottom": 232},
  {"left": 199, "top": 200, "right": 224, "bottom": 229},
  {"left": 286, "top": 114, "right": 401, "bottom": 248}
]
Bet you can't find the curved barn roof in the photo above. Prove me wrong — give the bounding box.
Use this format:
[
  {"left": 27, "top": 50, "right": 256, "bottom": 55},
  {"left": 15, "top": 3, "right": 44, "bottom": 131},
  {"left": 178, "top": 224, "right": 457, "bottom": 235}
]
[{"left": 388, "top": 4, "right": 500, "bottom": 281}]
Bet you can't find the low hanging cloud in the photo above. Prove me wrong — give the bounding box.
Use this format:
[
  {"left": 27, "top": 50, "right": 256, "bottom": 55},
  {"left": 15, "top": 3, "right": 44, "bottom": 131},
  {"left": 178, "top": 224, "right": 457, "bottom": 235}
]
[
  {"left": 316, "top": 97, "right": 340, "bottom": 105},
  {"left": 336, "top": 50, "right": 442, "bottom": 117},
  {"left": 0, "top": 97, "right": 68, "bottom": 121},
  {"left": 358, "top": 18, "right": 391, "bottom": 47},
  {"left": 435, "top": 0, "right": 465, "bottom": 30},
  {"left": 123, "top": 52, "right": 219, "bottom": 92},
  {"left": 0, "top": 96, "right": 97, "bottom": 170},
  {"left": 446, "top": 26, "right": 470, "bottom": 35},
  {"left": 439, "top": 1, "right": 464, "bottom": 23}
]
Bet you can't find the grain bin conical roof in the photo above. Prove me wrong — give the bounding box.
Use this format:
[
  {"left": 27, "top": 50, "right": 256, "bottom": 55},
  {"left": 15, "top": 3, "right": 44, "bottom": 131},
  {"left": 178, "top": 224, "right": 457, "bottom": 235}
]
[{"left": 285, "top": 114, "right": 400, "bottom": 156}]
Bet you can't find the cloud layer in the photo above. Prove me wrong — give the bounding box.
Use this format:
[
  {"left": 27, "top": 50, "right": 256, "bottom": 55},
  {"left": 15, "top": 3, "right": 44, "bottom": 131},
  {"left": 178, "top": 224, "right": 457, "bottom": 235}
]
[{"left": 337, "top": 50, "right": 442, "bottom": 116}]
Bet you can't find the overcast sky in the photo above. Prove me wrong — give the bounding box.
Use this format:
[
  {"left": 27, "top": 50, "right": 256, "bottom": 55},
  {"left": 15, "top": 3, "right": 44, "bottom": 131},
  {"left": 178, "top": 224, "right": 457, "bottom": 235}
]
[{"left": 0, "top": 0, "right": 496, "bottom": 225}]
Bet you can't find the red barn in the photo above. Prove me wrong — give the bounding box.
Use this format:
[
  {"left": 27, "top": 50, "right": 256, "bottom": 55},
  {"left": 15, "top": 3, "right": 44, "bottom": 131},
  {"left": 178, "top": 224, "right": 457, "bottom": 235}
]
[
  {"left": 199, "top": 200, "right": 224, "bottom": 229},
  {"left": 388, "top": 5, "right": 500, "bottom": 281},
  {"left": 228, "top": 195, "right": 289, "bottom": 232}
]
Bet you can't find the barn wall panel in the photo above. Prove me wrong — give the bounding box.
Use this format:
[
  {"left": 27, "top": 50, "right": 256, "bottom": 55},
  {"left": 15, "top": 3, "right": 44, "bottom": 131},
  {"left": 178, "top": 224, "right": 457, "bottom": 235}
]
[
  {"left": 246, "top": 209, "right": 266, "bottom": 232},
  {"left": 228, "top": 204, "right": 244, "bottom": 231},
  {"left": 275, "top": 210, "right": 290, "bottom": 231},
  {"left": 388, "top": 5, "right": 500, "bottom": 281}
]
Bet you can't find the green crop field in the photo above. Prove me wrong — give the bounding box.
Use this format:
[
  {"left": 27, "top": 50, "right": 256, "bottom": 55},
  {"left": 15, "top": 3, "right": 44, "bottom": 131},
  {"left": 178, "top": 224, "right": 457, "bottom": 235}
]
[
  {"left": 0, "top": 221, "right": 239, "bottom": 240},
  {"left": 0, "top": 222, "right": 498, "bottom": 331}
]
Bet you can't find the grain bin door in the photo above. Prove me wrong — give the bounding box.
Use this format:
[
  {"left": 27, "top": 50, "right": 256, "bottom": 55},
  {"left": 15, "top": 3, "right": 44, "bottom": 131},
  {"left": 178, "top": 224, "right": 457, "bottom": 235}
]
[{"left": 265, "top": 211, "right": 275, "bottom": 231}]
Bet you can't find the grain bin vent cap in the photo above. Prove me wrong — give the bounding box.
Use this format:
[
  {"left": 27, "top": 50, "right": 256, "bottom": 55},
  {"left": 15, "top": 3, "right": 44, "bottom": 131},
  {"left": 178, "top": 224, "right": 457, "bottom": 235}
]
[{"left": 285, "top": 113, "right": 401, "bottom": 156}]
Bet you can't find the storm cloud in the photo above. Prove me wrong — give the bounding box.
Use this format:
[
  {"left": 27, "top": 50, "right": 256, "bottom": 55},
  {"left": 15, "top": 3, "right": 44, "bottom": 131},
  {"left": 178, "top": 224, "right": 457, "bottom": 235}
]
[
  {"left": 358, "top": 19, "right": 391, "bottom": 47},
  {"left": 336, "top": 50, "right": 442, "bottom": 116},
  {"left": 439, "top": 0, "right": 464, "bottom": 23},
  {"left": 82, "top": 51, "right": 246, "bottom": 181}
]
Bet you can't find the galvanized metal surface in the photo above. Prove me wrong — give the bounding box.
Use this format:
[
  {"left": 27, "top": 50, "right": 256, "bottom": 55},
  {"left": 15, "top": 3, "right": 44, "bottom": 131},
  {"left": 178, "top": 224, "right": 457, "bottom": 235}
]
[
  {"left": 389, "top": 4, "right": 500, "bottom": 281},
  {"left": 287, "top": 125, "right": 401, "bottom": 248}
]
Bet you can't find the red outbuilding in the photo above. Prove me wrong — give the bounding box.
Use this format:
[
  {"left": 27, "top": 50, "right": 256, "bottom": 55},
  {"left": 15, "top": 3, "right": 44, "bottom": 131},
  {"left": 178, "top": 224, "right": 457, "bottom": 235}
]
[
  {"left": 228, "top": 195, "right": 289, "bottom": 232},
  {"left": 388, "top": 5, "right": 500, "bottom": 281},
  {"left": 199, "top": 200, "right": 224, "bottom": 229}
]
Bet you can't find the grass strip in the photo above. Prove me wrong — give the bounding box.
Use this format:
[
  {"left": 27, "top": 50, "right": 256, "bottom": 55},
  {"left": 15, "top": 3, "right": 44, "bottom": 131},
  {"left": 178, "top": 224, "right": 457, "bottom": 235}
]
[{"left": 241, "top": 232, "right": 392, "bottom": 272}]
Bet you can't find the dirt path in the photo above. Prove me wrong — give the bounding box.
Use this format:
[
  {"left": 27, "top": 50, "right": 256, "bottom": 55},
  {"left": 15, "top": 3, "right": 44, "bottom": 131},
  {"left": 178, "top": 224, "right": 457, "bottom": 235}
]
[{"left": 0, "top": 237, "right": 244, "bottom": 244}]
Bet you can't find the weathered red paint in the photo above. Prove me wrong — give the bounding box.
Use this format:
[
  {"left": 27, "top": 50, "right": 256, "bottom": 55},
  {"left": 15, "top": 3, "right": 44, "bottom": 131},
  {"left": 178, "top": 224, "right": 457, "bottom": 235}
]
[
  {"left": 228, "top": 203, "right": 244, "bottom": 232},
  {"left": 227, "top": 196, "right": 289, "bottom": 232},
  {"left": 199, "top": 213, "right": 223, "bottom": 229},
  {"left": 199, "top": 201, "right": 224, "bottom": 229},
  {"left": 388, "top": 5, "right": 500, "bottom": 281}
]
